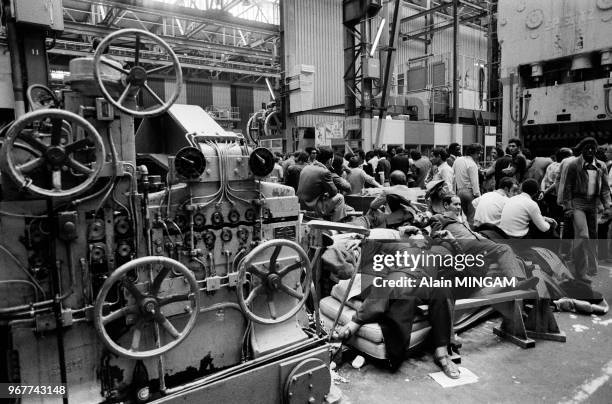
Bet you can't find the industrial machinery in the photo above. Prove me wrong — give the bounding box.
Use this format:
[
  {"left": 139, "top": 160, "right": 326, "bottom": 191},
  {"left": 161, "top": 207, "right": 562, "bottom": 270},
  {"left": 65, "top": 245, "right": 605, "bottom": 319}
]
[
  {"left": 0, "top": 25, "right": 331, "bottom": 404},
  {"left": 246, "top": 100, "right": 282, "bottom": 146},
  {"left": 498, "top": 0, "right": 612, "bottom": 154}
]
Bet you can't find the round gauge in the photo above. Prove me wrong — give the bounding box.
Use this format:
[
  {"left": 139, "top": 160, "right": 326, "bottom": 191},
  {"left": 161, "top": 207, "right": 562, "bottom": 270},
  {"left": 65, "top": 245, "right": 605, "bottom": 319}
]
[
  {"left": 245, "top": 208, "right": 256, "bottom": 222},
  {"left": 203, "top": 230, "right": 216, "bottom": 248},
  {"left": 237, "top": 227, "right": 249, "bottom": 242},
  {"left": 193, "top": 213, "right": 206, "bottom": 229},
  {"left": 114, "top": 216, "right": 131, "bottom": 235},
  {"left": 211, "top": 211, "right": 223, "bottom": 226},
  {"left": 248, "top": 147, "right": 275, "bottom": 177},
  {"left": 228, "top": 210, "right": 240, "bottom": 224},
  {"left": 221, "top": 228, "right": 233, "bottom": 242},
  {"left": 174, "top": 147, "right": 206, "bottom": 180}
]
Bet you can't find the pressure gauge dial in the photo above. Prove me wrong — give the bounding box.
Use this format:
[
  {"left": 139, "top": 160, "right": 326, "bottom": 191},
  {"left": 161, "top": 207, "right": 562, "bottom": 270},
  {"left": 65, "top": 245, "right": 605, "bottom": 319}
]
[
  {"left": 221, "top": 228, "right": 233, "bottom": 243},
  {"left": 211, "top": 211, "right": 224, "bottom": 226},
  {"left": 248, "top": 147, "right": 275, "bottom": 177},
  {"left": 203, "top": 230, "right": 216, "bottom": 248},
  {"left": 228, "top": 210, "right": 240, "bottom": 224},
  {"left": 175, "top": 147, "right": 206, "bottom": 180}
]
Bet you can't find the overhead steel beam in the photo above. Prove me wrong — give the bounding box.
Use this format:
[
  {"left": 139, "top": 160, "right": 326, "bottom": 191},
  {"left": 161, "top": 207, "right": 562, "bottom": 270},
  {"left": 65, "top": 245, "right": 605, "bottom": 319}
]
[
  {"left": 63, "top": 21, "right": 276, "bottom": 61},
  {"left": 74, "top": 0, "right": 278, "bottom": 36},
  {"left": 399, "top": 11, "right": 487, "bottom": 40}
]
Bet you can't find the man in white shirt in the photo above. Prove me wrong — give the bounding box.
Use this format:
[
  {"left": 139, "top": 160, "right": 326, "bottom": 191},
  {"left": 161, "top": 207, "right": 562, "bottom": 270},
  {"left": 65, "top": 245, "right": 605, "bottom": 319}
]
[
  {"left": 472, "top": 177, "right": 518, "bottom": 228},
  {"left": 499, "top": 179, "right": 556, "bottom": 238},
  {"left": 429, "top": 147, "right": 454, "bottom": 191},
  {"left": 453, "top": 143, "right": 482, "bottom": 225}
]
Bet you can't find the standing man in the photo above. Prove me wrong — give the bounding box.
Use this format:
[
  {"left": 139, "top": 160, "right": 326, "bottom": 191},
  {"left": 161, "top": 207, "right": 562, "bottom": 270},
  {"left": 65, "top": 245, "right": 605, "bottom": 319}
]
[
  {"left": 447, "top": 143, "right": 462, "bottom": 167},
  {"left": 558, "top": 137, "right": 612, "bottom": 279},
  {"left": 453, "top": 143, "right": 482, "bottom": 225},
  {"left": 500, "top": 138, "right": 528, "bottom": 183},
  {"left": 375, "top": 150, "right": 391, "bottom": 185},
  {"left": 430, "top": 147, "right": 454, "bottom": 191},
  {"left": 410, "top": 150, "right": 432, "bottom": 189}
]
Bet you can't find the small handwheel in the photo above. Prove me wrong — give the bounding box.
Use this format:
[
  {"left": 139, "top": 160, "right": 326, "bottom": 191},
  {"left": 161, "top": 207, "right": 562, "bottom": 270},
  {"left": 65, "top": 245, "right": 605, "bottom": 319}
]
[
  {"left": 26, "top": 84, "right": 59, "bottom": 110},
  {"left": 93, "top": 28, "right": 183, "bottom": 117},
  {"left": 237, "top": 239, "right": 311, "bottom": 325},
  {"left": 0, "top": 109, "right": 105, "bottom": 198},
  {"left": 94, "top": 256, "right": 200, "bottom": 359}
]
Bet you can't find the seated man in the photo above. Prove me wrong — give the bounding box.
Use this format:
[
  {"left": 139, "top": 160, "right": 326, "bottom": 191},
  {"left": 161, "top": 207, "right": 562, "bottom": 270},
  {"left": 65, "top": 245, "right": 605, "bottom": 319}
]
[
  {"left": 499, "top": 179, "right": 557, "bottom": 239},
  {"left": 472, "top": 177, "right": 518, "bottom": 228},
  {"left": 297, "top": 147, "right": 348, "bottom": 221},
  {"left": 335, "top": 238, "right": 459, "bottom": 378},
  {"left": 430, "top": 194, "right": 527, "bottom": 289},
  {"left": 369, "top": 170, "right": 411, "bottom": 211}
]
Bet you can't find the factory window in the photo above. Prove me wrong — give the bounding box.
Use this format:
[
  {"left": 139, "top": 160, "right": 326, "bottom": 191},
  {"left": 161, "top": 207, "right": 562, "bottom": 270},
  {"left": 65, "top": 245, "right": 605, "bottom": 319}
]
[{"left": 397, "top": 73, "right": 405, "bottom": 95}]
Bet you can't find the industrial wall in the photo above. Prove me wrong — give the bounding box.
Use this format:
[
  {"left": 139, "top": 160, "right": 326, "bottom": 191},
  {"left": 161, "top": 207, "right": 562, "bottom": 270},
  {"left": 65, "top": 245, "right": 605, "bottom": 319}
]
[{"left": 283, "top": 0, "right": 344, "bottom": 114}]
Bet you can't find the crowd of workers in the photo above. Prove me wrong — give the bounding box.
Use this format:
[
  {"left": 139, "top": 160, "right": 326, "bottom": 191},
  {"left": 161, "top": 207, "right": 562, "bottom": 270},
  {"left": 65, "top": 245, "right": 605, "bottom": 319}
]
[{"left": 266, "top": 137, "right": 611, "bottom": 378}]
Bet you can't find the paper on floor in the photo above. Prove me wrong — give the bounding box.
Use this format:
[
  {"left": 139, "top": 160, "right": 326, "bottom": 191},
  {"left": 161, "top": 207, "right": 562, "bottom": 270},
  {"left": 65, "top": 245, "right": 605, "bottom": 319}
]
[{"left": 429, "top": 367, "right": 479, "bottom": 388}]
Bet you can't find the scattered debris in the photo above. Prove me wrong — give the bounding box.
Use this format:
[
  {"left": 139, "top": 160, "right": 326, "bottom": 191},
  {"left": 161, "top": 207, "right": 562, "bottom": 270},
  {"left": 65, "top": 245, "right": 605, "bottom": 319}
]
[
  {"left": 330, "top": 369, "right": 348, "bottom": 385},
  {"left": 569, "top": 314, "right": 578, "bottom": 319},
  {"left": 572, "top": 324, "right": 590, "bottom": 332},
  {"left": 351, "top": 355, "right": 365, "bottom": 369}
]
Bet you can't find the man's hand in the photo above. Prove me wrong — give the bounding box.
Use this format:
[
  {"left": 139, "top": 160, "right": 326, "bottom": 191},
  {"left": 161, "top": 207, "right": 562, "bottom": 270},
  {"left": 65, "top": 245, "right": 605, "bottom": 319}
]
[
  {"left": 434, "top": 229, "right": 455, "bottom": 240},
  {"left": 399, "top": 225, "right": 420, "bottom": 237},
  {"left": 501, "top": 167, "right": 515, "bottom": 175},
  {"left": 564, "top": 209, "right": 574, "bottom": 219}
]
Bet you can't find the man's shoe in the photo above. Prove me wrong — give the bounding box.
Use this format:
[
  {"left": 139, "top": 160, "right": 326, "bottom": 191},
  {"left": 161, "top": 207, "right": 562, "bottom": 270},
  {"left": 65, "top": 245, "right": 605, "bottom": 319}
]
[{"left": 586, "top": 267, "right": 598, "bottom": 276}]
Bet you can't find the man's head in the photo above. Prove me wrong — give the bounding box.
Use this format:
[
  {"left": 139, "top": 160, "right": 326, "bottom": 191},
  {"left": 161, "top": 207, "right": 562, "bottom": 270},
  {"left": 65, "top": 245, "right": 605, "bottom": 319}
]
[
  {"left": 355, "top": 149, "right": 365, "bottom": 163},
  {"left": 296, "top": 151, "right": 309, "bottom": 164},
  {"left": 293, "top": 150, "right": 301, "bottom": 159},
  {"left": 431, "top": 147, "right": 448, "bottom": 166},
  {"left": 442, "top": 194, "right": 462, "bottom": 217},
  {"left": 331, "top": 154, "right": 344, "bottom": 175},
  {"left": 409, "top": 150, "right": 422, "bottom": 161},
  {"left": 575, "top": 137, "right": 598, "bottom": 160},
  {"left": 389, "top": 170, "right": 407, "bottom": 186},
  {"left": 498, "top": 176, "right": 519, "bottom": 197},
  {"left": 521, "top": 178, "right": 540, "bottom": 199},
  {"left": 448, "top": 143, "right": 462, "bottom": 157},
  {"left": 348, "top": 156, "right": 361, "bottom": 168},
  {"left": 555, "top": 147, "right": 573, "bottom": 163},
  {"left": 379, "top": 150, "right": 388, "bottom": 159},
  {"left": 466, "top": 143, "right": 483, "bottom": 159},
  {"left": 395, "top": 148, "right": 404, "bottom": 155},
  {"left": 507, "top": 138, "right": 522, "bottom": 156},
  {"left": 316, "top": 147, "right": 334, "bottom": 165}
]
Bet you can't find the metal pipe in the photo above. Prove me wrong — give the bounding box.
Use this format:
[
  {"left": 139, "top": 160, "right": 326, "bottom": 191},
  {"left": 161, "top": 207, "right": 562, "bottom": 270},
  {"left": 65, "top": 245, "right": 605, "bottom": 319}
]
[
  {"left": 5, "top": 6, "right": 25, "bottom": 117},
  {"left": 453, "top": 0, "right": 459, "bottom": 124},
  {"left": 46, "top": 199, "right": 68, "bottom": 404},
  {"left": 374, "top": 0, "right": 401, "bottom": 147}
]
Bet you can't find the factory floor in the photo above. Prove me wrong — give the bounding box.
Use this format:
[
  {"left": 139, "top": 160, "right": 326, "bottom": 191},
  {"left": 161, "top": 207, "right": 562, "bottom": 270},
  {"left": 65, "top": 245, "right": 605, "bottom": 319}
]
[{"left": 335, "top": 262, "right": 612, "bottom": 404}]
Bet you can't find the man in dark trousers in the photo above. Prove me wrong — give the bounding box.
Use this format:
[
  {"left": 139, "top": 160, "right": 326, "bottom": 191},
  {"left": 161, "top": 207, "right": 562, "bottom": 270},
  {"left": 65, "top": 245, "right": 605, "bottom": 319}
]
[{"left": 558, "top": 137, "right": 612, "bottom": 279}]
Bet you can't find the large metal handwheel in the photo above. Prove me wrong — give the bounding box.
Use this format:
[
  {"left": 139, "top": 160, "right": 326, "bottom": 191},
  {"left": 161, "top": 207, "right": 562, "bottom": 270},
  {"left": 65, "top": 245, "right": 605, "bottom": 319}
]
[
  {"left": 246, "top": 111, "right": 264, "bottom": 145},
  {"left": 93, "top": 28, "right": 183, "bottom": 117},
  {"left": 0, "top": 109, "right": 105, "bottom": 198},
  {"left": 94, "top": 256, "right": 200, "bottom": 359},
  {"left": 237, "top": 239, "right": 311, "bottom": 325}
]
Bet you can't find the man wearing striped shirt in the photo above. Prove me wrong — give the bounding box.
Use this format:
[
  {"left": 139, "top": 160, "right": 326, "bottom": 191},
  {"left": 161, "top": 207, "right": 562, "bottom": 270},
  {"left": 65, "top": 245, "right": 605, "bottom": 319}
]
[{"left": 453, "top": 143, "right": 482, "bottom": 225}]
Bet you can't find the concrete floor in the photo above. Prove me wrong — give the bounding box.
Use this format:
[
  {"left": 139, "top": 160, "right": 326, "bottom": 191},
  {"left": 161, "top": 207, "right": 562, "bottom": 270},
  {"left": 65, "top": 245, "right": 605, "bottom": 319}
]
[{"left": 335, "top": 263, "right": 612, "bottom": 404}]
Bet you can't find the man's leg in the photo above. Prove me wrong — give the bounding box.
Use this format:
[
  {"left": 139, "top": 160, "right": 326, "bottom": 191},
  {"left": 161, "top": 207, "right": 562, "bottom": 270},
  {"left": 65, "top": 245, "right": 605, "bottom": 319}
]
[
  {"left": 572, "top": 208, "right": 590, "bottom": 280},
  {"left": 316, "top": 194, "right": 347, "bottom": 222},
  {"left": 585, "top": 207, "right": 598, "bottom": 275}
]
